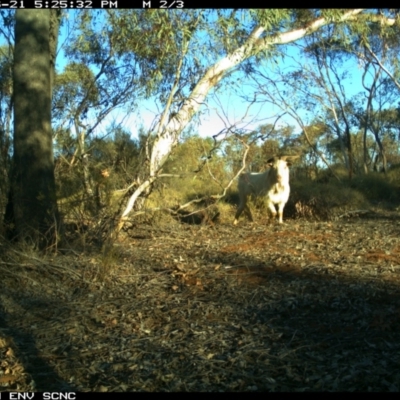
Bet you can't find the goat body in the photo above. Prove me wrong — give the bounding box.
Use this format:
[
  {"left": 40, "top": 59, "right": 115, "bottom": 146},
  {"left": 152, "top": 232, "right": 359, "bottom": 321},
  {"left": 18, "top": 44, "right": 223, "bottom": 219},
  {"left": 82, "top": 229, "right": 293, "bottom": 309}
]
[{"left": 233, "top": 156, "right": 296, "bottom": 225}]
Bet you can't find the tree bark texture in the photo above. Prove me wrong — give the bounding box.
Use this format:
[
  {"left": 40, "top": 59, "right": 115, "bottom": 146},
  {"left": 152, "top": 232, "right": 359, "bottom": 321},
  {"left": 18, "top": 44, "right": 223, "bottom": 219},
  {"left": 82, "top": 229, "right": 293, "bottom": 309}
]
[{"left": 5, "top": 10, "right": 60, "bottom": 248}]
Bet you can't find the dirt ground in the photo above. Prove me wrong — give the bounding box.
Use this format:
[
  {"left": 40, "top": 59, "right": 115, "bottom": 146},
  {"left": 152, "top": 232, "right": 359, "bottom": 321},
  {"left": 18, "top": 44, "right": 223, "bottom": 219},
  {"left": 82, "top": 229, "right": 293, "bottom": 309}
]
[{"left": 1, "top": 209, "right": 400, "bottom": 391}]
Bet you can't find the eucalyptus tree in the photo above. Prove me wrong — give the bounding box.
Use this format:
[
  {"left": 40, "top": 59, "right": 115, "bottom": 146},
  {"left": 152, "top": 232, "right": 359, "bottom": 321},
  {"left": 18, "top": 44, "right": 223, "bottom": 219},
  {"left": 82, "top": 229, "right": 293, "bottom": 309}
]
[
  {"left": 53, "top": 62, "right": 100, "bottom": 199},
  {"left": 305, "top": 38, "right": 358, "bottom": 177},
  {"left": 233, "top": 10, "right": 400, "bottom": 181},
  {"left": 4, "top": 9, "right": 61, "bottom": 248},
  {"left": 302, "top": 15, "right": 400, "bottom": 175},
  {"left": 351, "top": 28, "right": 400, "bottom": 173},
  {"left": 52, "top": 11, "right": 146, "bottom": 213}
]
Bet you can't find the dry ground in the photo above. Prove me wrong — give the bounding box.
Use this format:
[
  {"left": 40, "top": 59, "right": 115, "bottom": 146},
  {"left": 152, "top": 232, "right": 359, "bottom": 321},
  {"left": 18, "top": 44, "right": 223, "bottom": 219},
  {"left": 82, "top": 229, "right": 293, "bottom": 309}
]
[{"left": 1, "top": 210, "right": 400, "bottom": 391}]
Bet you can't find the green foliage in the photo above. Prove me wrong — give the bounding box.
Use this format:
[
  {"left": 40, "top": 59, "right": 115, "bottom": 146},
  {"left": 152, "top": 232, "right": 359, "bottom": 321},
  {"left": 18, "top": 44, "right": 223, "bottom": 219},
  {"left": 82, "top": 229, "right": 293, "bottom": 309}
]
[
  {"left": 250, "top": 9, "right": 292, "bottom": 35},
  {"left": 288, "top": 177, "right": 368, "bottom": 220},
  {"left": 387, "top": 163, "right": 400, "bottom": 179},
  {"left": 350, "top": 173, "right": 400, "bottom": 203},
  {"left": 54, "top": 62, "right": 99, "bottom": 116},
  {"left": 103, "top": 10, "right": 210, "bottom": 100},
  {"left": 287, "top": 169, "right": 400, "bottom": 221},
  {"left": 317, "top": 164, "right": 351, "bottom": 181},
  {"left": 55, "top": 126, "right": 142, "bottom": 222},
  {"left": 161, "top": 135, "right": 227, "bottom": 202},
  {"left": 89, "top": 127, "right": 141, "bottom": 186}
]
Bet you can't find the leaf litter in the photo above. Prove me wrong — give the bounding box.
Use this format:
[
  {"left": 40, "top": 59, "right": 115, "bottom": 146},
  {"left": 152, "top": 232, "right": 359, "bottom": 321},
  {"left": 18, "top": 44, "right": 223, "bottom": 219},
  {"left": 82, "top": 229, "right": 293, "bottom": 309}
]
[{"left": 1, "top": 210, "right": 400, "bottom": 391}]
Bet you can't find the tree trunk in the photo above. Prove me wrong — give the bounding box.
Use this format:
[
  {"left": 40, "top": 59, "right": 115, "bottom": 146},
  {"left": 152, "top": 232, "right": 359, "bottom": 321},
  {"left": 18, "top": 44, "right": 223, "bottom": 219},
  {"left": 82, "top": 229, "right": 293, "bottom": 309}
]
[
  {"left": 344, "top": 125, "right": 353, "bottom": 179},
  {"left": 363, "top": 127, "right": 369, "bottom": 174},
  {"left": 372, "top": 130, "right": 387, "bottom": 173},
  {"left": 4, "top": 10, "right": 61, "bottom": 249}
]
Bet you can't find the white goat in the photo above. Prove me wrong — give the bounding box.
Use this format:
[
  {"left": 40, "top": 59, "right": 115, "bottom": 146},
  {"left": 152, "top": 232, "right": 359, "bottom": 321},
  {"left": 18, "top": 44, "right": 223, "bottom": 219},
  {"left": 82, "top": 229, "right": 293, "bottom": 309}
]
[{"left": 233, "top": 156, "right": 297, "bottom": 225}]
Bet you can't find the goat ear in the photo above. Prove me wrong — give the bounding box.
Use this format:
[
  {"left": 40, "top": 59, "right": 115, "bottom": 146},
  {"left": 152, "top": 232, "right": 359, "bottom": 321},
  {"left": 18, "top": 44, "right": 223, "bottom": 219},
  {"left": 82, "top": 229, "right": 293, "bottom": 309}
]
[{"left": 280, "top": 155, "right": 299, "bottom": 161}]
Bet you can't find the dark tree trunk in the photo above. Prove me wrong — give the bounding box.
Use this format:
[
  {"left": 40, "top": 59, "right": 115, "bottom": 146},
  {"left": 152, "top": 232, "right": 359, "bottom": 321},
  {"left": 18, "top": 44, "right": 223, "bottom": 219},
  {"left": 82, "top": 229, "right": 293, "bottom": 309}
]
[
  {"left": 4, "top": 10, "right": 61, "bottom": 249},
  {"left": 372, "top": 130, "right": 387, "bottom": 174},
  {"left": 344, "top": 126, "right": 353, "bottom": 179}
]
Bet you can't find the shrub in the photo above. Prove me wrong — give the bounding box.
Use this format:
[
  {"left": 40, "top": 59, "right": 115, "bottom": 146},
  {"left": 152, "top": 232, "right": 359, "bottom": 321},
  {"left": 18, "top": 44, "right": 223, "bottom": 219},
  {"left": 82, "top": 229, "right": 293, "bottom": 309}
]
[{"left": 287, "top": 177, "right": 369, "bottom": 220}]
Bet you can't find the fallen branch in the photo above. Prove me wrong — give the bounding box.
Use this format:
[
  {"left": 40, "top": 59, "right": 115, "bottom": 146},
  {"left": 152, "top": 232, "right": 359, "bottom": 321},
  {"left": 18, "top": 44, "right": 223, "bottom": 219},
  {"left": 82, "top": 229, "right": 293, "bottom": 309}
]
[{"left": 338, "top": 209, "right": 371, "bottom": 218}]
